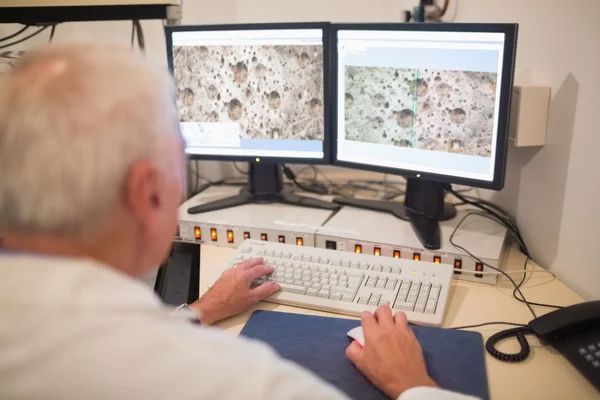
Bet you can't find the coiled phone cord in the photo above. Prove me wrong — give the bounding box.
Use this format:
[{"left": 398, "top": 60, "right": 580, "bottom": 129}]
[{"left": 485, "top": 327, "right": 534, "bottom": 363}]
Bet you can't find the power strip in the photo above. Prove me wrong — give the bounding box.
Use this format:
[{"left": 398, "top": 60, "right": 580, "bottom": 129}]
[
  {"left": 176, "top": 186, "right": 335, "bottom": 248},
  {"left": 176, "top": 187, "right": 510, "bottom": 285},
  {"left": 316, "top": 207, "right": 509, "bottom": 285}
]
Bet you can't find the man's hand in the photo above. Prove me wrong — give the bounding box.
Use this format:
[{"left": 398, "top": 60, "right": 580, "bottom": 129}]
[
  {"left": 190, "top": 257, "right": 280, "bottom": 325},
  {"left": 346, "top": 305, "right": 437, "bottom": 399}
]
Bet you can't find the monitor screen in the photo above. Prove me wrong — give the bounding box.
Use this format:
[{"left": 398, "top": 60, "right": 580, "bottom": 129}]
[
  {"left": 168, "top": 26, "right": 328, "bottom": 161},
  {"left": 334, "top": 27, "right": 511, "bottom": 184}
]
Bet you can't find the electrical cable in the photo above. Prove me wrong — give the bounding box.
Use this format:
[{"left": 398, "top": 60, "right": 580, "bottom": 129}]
[
  {"left": 282, "top": 164, "right": 328, "bottom": 195},
  {"left": 0, "top": 25, "right": 29, "bottom": 43},
  {"left": 133, "top": 20, "right": 145, "bottom": 53},
  {"left": 232, "top": 162, "right": 248, "bottom": 175},
  {"left": 0, "top": 26, "right": 51, "bottom": 51},
  {"left": 448, "top": 186, "right": 529, "bottom": 257},
  {"left": 49, "top": 25, "right": 57, "bottom": 43},
  {"left": 450, "top": 211, "right": 566, "bottom": 363},
  {"left": 512, "top": 257, "right": 564, "bottom": 309},
  {"left": 439, "top": 0, "right": 450, "bottom": 17},
  {"left": 452, "top": 321, "right": 526, "bottom": 330},
  {"left": 485, "top": 327, "right": 533, "bottom": 363},
  {"left": 450, "top": 211, "right": 537, "bottom": 318}
]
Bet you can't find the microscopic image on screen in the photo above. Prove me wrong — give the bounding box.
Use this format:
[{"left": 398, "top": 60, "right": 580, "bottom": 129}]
[
  {"left": 344, "top": 65, "right": 498, "bottom": 157},
  {"left": 172, "top": 44, "right": 324, "bottom": 141},
  {"left": 344, "top": 66, "right": 416, "bottom": 148}
]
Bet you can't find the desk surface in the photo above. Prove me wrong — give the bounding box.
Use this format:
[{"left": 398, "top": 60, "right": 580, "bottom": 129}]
[{"left": 199, "top": 244, "right": 597, "bottom": 400}]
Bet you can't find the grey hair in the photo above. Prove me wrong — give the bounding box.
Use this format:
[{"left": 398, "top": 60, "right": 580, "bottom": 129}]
[{"left": 0, "top": 42, "right": 181, "bottom": 235}]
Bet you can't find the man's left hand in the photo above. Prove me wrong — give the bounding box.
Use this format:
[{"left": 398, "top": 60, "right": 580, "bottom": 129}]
[{"left": 189, "top": 257, "right": 280, "bottom": 325}]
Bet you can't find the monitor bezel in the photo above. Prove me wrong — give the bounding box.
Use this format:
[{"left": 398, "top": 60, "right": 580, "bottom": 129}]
[
  {"left": 330, "top": 22, "right": 518, "bottom": 190},
  {"left": 165, "top": 22, "right": 332, "bottom": 165}
]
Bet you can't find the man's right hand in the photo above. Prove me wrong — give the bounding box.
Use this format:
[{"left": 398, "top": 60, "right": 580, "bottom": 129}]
[
  {"left": 346, "top": 305, "right": 438, "bottom": 399},
  {"left": 190, "top": 257, "right": 280, "bottom": 325}
]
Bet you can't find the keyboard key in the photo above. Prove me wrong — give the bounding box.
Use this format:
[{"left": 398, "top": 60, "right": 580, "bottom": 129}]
[
  {"left": 341, "top": 260, "right": 351, "bottom": 268},
  {"left": 319, "top": 258, "right": 330, "bottom": 264},
  {"left": 382, "top": 266, "right": 391, "bottom": 273},
  {"left": 366, "top": 277, "right": 377, "bottom": 287},
  {"left": 306, "top": 288, "right": 318, "bottom": 296},
  {"left": 390, "top": 266, "right": 401, "bottom": 274},
  {"left": 348, "top": 282, "right": 359, "bottom": 289},
  {"left": 273, "top": 251, "right": 282, "bottom": 258},
  {"left": 318, "top": 290, "right": 330, "bottom": 298},
  {"left": 393, "top": 302, "right": 414, "bottom": 311},
  {"left": 380, "top": 300, "right": 390, "bottom": 306},
  {"left": 282, "top": 252, "right": 293, "bottom": 259},
  {"left": 285, "top": 278, "right": 294, "bottom": 284},
  {"left": 310, "top": 255, "right": 320, "bottom": 263},
  {"left": 414, "top": 304, "right": 425, "bottom": 313},
  {"left": 376, "top": 277, "right": 388, "bottom": 288},
  {"left": 279, "top": 283, "right": 307, "bottom": 295},
  {"left": 350, "top": 262, "right": 359, "bottom": 269},
  {"left": 585, "top": 354, "right": 594, "bottom": 362},
  {"left": 358, "top": 296, "right": 369, "bottom": 305},
  {"left": 589, "top": 344, "right": 598, "bottom": 352},
  {"left": 359, "top": 263, "right": 370, "bottom": 270},
  {"left": 334, "top": 286, "right": 355, "bottom": 295},
  {"left": 240, "top": 247, "right": 252, "bottom": 253},
  {"left": 425, "top": 303, "right": 436, "bottom": 314},
  {"left": 595, "top": 351, "right": 600, "bottom": 358},
  {"left": 311, "top": 283, "right": 321, "bottom": 290},
  {"left": 342, "top": 294, "right": 354, "bottom": 302},
  {"left": 293, "top": 255, "right": 302, "bottom": 261},
  {"left": 593, "top": 360, "right": 600, "bottom": 368},
  {"left": 256, "top": 249, "right": 266, "bottom": 256},
  {"left": 331, "top": 259, "right": 342, "bottom": 266},
  {"left": 322, "top": 285, "right": 331, "bottom": 291},
  {"left": 372, "top": 265, "right": 382, "bottom": 272},
  {"left": 385, "top": 281, "right": 397, "bottom": 290},
  {"left": 330, "top": 292, "right": 343, "bottom": 301}
]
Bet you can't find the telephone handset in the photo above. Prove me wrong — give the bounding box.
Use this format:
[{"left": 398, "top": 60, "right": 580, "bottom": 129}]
[{"left": 486, "top": 300, "right": 600, "bottom": 392}]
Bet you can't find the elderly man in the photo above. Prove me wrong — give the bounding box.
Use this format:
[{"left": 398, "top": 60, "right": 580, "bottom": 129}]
[{"left": 0, "top": 43, "right": 471, "bottom": 400}]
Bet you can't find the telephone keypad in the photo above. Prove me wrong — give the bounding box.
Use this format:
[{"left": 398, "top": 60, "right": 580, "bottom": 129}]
[{"left": 580, "top": 342, "right": 600, "bottom": 369}]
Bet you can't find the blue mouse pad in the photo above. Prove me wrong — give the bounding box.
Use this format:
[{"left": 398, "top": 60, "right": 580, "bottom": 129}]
[{"left": 240, "top": 310, "right": 489, "bottom": 400}]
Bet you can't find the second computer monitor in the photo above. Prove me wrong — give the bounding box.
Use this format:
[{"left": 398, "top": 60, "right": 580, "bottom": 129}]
[
  {"left": 333, "top": 23, "right": 518, "bottom": 189},
  {"left": 165, "top": 23, "right": 331, "bottom": 164}
]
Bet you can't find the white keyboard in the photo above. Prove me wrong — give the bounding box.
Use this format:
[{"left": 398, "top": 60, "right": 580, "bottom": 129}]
[{"left": 223, "top": 240, "right": 453, "bottom": 327}]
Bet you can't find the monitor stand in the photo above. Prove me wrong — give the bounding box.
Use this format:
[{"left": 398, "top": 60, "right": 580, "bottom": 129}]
[
  {"left": 187, "top": 163, "right": 339, "bottom": 214},
  {"left": 333, "top": 179, "right": 456, "bottom": 250}
]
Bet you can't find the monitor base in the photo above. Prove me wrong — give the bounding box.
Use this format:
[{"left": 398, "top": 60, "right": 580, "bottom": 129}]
[
  {"left": 333, "top": 179, "right": 456, "bottom": 250},
  {"left": 187, "top": 163, "right": 339, "bottom": 214}
]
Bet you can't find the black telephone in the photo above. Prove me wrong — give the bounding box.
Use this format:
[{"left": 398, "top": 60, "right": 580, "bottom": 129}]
[{"left": 486, "top": 300, "right": 600, "bottom": 391}]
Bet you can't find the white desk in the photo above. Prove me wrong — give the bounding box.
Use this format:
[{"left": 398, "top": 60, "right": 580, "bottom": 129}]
[{"left": 199, "top": 244, "right": 598, "bottom": 399}]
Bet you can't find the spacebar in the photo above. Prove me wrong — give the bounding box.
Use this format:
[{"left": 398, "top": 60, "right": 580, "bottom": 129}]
[{"left": 279, "top": 283, "right": 307, "bottom": 295}]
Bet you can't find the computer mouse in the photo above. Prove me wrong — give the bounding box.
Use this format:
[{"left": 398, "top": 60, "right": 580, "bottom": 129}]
[{"left": 346, "top": 326, "right": 365, "bottom": 347}]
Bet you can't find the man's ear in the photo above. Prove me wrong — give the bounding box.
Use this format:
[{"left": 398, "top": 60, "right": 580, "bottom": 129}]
[{"left": 124, "top": 160, "right": 161, "bottom": 229}]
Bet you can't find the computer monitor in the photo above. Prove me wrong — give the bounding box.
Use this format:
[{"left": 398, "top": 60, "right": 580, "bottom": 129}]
[
  {"left": 331, "top": 23, "right": 518, "bottom": 249},
  {"left": 165, "top": 22, "right": 337, "bottom": 213}
]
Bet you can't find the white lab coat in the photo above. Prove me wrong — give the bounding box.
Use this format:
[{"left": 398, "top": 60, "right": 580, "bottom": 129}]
[{"left": 0, "top": 253, "right": 474, "bottom": 400}]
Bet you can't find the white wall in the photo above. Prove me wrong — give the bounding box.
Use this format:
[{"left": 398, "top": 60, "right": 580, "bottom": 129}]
[{"left": 1, "top": 0, "right": 598, "bottom": 299}]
